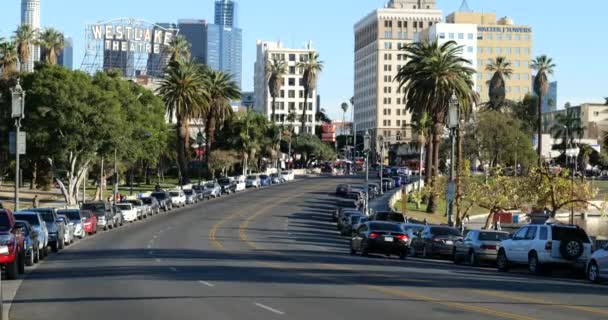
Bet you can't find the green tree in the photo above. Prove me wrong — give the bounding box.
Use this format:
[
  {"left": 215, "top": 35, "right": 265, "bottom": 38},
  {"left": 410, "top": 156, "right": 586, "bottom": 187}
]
[
  {"left": 13, "top": 24, "right": 37, "bottom": 73},
  {"left": 0, "top": 40, "right": 18, "bottom": 77},
  {"left": 296, "top": 51, "right": 324, "bottom": 134},
  {"left": 207, "top": 150, "right": 238, "bottom": 178},
  {"left": 532, "top": 55, "right": 557, "bottom": 165},
  {"left": 550, "top": 112, "right": 584, "bottom": 155},
  {"left": 395, "top": 40, "right": 477, "bottom": 213},
  {"left": 485, "top": 57, "right": 513, "bottom": 112},
  {"left": 165, "top": 35, "right": 191, "bottom": 62},
  {"left": 39, "top": 28, "right": 64, "bottom": 65},
  {"left": 511, "top": 94, "right": 539, "bottom": 134},
  {"left": 266, "top": 57, "right": 287, "bottom": 123},
  {"left": 156, "top": 60, "right": 208, "bottom": 184}
]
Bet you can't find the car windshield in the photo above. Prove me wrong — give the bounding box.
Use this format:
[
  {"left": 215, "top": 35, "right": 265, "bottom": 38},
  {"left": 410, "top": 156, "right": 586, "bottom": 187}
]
[
  {"left": 37, "top": 211, "right": 54, "bottom": 223},
  {"left": 479, "top": 232, "right": 510, "bottom": 241},
  {"left": 184, "top": 190, "right": 193, "bottom": 195},
  {"left": 14, "top": 214, "right": 39, "bottom": 226},
  {"left": 351, "top": 216, "right": 363, "bottom": 224},
  {"left": 169, "top": 192, "right": 180, "bottom": 197},
  {"left": 0, "top": 213, "right": 11, "bottom": 230},
  {"left": 59, "top": 211, "right": 81, "bottom": 221},
  {"left": 205, "top": 184, "right": 215, "bottom": 188},
  {"left": 141, "top": 198, "right": 153, "bottom": 205},
  {"left": 260, "top": 175, "right": 268, "bottom": 179},
  {"left": 152, "top": 193, "right": 167, "bottom": 200},
  {"left": 117, "top": 204, "right": 131, "bottom": 210},
  {"left": 126, "top": 200, "right": 140, "bottom": 206},
  {"left": 431, "top": 227, "right": 461, "bottom": 236},
  {"left": 247, "top": 176, "right": 257, "bottom": 180},
  {"left": 218, "top": 179, "right": 230, "bottom": 184},
  {"left": 370, "top": 222, "right": 402, "bottom": 232}
]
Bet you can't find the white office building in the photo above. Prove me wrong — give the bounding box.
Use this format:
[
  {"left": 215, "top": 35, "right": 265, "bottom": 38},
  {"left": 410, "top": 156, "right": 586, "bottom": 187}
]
[
  {"left": 254, "top": 40, "right": 317, "bottom": 135},
  {"left": 21, "top": 0, "right": 41, "bottom": 72}
]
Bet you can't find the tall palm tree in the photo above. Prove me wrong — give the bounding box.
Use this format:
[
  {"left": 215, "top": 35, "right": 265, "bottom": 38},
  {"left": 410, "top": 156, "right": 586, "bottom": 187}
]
[
  {"left": 39, "top": 28, "right": 64, "bottom": 65},
  {"left": 203, "top": 70, "right": 240, "bottom": 162},
  {"left": 0, "top": 40, "right": 19, "bottom": 77},
  {"left": 395, "top": 40, "right": 477, "bottom": 213},
  {"left": 485, "top": 57, "right": 513, "bottom": 112},
  {"left": 156, "top": 60, "right": 208, "bottom": 184},
  {"left": 266, "top": 57, "right": 287, "bottom": 123},
  {"left": 165, "top": 35, "right": 191, "bottom": 62},
  {"left": 411, "top": 112, "right": 432, "bottom": 205},
  {"left": 296, "top": 51, "right": 324, "bottom": 134},
  {"left": 532, "top": 54, "right": 556, "bottom": 165},
  {"left": 13, "top": 24, "right": 37, "bottom": 73},
  {"left": 550, "top": 112, "right": 584, "bottom": 155}
]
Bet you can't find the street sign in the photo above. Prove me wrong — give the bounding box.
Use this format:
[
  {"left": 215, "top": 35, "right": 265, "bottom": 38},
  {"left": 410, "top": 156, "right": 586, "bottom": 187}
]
[
  {"left": 9, "top": 132, "right": 26, "bottom": 155},
  {"left": 446, "top": 182, "right": 455, "bottom": 202}
]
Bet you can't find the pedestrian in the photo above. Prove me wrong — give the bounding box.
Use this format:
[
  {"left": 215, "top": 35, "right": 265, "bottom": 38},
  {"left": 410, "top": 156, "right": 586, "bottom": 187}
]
[{"left": 32, "top": 195, "right": 39, "bottom": 208}]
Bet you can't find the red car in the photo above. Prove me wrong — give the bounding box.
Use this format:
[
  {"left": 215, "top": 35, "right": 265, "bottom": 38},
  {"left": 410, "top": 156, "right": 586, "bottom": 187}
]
[
  {"left": 80, "top": 210, "right": 97, "bottom": 235},
  {"left": 0, "top": 209, "right": 26, "bottom": 279}
]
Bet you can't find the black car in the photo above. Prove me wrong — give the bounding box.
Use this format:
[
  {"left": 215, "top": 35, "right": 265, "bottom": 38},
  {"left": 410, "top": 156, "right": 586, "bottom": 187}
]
[
  {"left": 191, "top": 185, "right": 206, "bottom": 200},
  {"left": 218, "top": 178, "right": 237, "bottom": 195},
  {"left": 15, "top": 220, "right": 40, "bottom": 266},
  {"left": 81, "top": 202, "right": 116, "bottom": 231},
  {"left": 141, "top": 197, "right": 161, "bottom": 215},
  {"left": 370, "top": 211, "right": 406, "bottom": 223},
  {"left": 336, "top": 184, "right": 351, "bottom": 197},
  {"left": 151, "top": 192, "right": 173, "bottom": 212},
  {"left": 410, "top": 226, "right": 463, "bottom": 259},
  {"left": 350, "top": 222, "right": 409, "bottom": 259},
  {"left": 27, "top": 208, "right": 65, "bottom": 252}
]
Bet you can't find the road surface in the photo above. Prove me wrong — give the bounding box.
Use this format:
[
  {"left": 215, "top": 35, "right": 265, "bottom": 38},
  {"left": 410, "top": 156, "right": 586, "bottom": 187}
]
[{"left": 9, "top": 176, "right": 608, "bottom": 320}]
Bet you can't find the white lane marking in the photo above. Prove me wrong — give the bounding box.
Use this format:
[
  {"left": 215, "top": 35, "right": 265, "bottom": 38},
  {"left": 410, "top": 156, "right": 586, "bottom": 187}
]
[
  {"left": 146, "top": 244, "right": 152, "bottom": 249},
  {"left": 198, "top": 280, "right": 215, "bottom": 287},
  {"left": 153, "top": 235, "right": 158, "bottom": 239},
  {"left": 155, "top": 258, "right": 162, "bottom": 263},
  {"left": 254, "top": 303, "right": 285, "bottom": 315},
  {"left": 169, "top": 267, "right": 178, "bottom": 272}
]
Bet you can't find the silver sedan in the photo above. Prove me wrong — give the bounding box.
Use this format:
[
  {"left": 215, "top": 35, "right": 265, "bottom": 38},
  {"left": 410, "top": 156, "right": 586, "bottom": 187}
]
[{"left": 453, "top": 230, "right": 510, "bottom": 266}]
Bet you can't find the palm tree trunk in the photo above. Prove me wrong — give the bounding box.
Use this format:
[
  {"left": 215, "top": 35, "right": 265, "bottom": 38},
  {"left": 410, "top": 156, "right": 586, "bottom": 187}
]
[
  {"left": 455, "top": 124, "right": 464, "bottom": 227},
  {"left": 425, "top": 140, "right": 433, "bottom": 185},
  {"left": 206, "top": 109, "right": 217, "bottom": 164},
  {"left": 427, "top": 126, "right": 441, "bottom": 214},
  {"left": 271, "top": 95, "right": 277, "bottom": 123},
  {"left": 300, "top": 90, "right": 309, "bottom": 134},
  {"left": 537, "top": 93, "right": 543, "bottom": 166},
  {"left": 176, "top": 118, "right": 189, "bottom": 185}
]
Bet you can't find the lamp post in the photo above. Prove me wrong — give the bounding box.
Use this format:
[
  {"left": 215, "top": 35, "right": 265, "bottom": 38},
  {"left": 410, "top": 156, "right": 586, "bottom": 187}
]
[
  {"left": 446, "top": 96, "right": 459, "bottom": 227},
  {"left": 364, "top": 130, "right": 371, "bottom": 216},
  {"left": 378, "top": 135, "right": 385, "bottom": 196},
  {"left": 196, "top": 131, "right": 204, "bottom": 184},
  {"left": 351, "top": 98, "right": 356, "bottom": 162},
  {"left": 11, "top": 80, "right": 25, "bottom": 211}
]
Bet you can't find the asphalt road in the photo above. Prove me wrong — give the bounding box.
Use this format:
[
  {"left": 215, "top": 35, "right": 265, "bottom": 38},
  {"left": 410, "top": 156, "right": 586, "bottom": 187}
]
[{"left": 8, "top": 176, "right": 608, "bottom": 320}]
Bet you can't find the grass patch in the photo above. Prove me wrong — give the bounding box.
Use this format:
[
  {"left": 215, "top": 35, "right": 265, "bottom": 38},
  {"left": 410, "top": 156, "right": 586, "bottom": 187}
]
[{"left": 393, "top": 199, "right": 488, "bottom": 225}]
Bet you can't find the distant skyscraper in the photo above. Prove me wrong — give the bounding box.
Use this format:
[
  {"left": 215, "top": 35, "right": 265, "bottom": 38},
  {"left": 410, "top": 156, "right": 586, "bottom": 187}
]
[
  {"left": 215, "top": 0, "right": 238, "bottom": 27},
  {"left": 178, "top": 20, "right": 208, "bottom": 65},
  {"left": 57, "top": 37, "right": 73, "bottom": 70},
  {"left": 21, "top": 0, "right": 41, "bottom": 72}
]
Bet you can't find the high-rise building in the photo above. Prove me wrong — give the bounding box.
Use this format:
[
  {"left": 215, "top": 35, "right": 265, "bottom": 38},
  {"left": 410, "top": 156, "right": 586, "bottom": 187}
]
[
  {"left": 447, "top": 11, "right": 533, "bottom": 103},
  {"left": 254, "top": 40, "right": 317, "bottom": 135},
  {"left": 215, "top": 0, "right": 238, "bottom": 28},
  {"left": 353, "top": 0, "right": 442, "bottom": 148},
  {"left": 535, "top": 79, "right": 558, "bottom": 113},
  {"left": 178, "top": 20, "right": 208, "bottom": 65},
  {"left": 20, "top": 0, "right": 41, "bottom": 72},
  {"left": 212, "top": 0, "right": 242, "bottom": 88},
  {"left": 57, "top": 37, "right": 73, "bottom": 70}
]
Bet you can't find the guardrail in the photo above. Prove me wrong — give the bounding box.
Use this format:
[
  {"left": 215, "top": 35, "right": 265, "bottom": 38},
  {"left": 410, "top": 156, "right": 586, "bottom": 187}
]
[{"left": 388, "top": 180, "right": 425, "bottom": 210}]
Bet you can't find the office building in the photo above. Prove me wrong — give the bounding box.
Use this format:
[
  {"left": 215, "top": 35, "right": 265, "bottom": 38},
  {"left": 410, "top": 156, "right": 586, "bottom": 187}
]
[
  {"left": 536, "top": 80, "right": 558, "bottom": 113},
  {"left": 254, "top": 40, "right": 318, "bottom": 135},
  {"left": 212, "top": 0, "right": 242, "bottom": 88},
  {"left": 215, "top": 0, "right": 238, "bottom": 28},
  {"left": 353, "top": 0, "right": 442, "bottom": 148},
  {"left": 57, "top": 37, "right": 73, "bottom": 70},
  {"left": 542, "top": 102, "right": 607, "bottom": 141},
  {"left": 447, "top": 10, "right": 533, "bottom": 103},
  {"left": 20, "top": 0, "right": 41, "bottom": 72},
  {"left": 178, "top": 20, "right": 208, "bottom": 65}
]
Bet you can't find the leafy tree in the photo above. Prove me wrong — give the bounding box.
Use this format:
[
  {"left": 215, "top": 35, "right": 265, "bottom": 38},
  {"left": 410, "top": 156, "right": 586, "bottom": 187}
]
[
  {"left": 532, "top": 55, "right": 556, "bottom": 164},
  {"left": 395, "top": 40, "right": 477, "bottom": 213},
  {"left": 0, "top": 40, "right": 18, "bottom": 77},
  {"left": 266, "top": 57, "right": 286, "bottom": 123},
  {"left": 293, "top": 134, "right": 335, "bottom": 166},
  {"left": 511, "top": 94, "right": 539, "bottom": 134},
  {"left": 485, "top": 57, "right": 513, "bottom": 112},
  {"left": 550, "top": 112, "right": 584, "bottom": 154},
  {"left": 207, "top": 150, "right": 238, "bottom": 178},
  {"left": 39, "top": 28, "right": 64, "bottom": 65},
  {"left": 13, "top": 25, "right": 37, "bottom": 73},
  {"left": 296, "top": 51, "right": 324, "bottom": 134}
]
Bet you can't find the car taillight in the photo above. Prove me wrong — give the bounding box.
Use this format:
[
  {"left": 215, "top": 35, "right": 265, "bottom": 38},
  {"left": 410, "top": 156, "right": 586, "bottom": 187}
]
[
  {"left": 369, "top": 232, "right": 379, "bottom": 239},
  {"left": 481, "top": 245, "right": 497, "bottom": 250},
  {"left": 545, "top": 241, "right": 552, "bottom": 251},
  {"left": 396, "top": 235, "right": 408, "bottom": 242}
]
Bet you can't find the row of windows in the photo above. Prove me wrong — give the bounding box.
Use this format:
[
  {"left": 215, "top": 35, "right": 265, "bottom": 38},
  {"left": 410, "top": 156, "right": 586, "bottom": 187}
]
[
  {"left": 382, "top": 120, "right": 409, "bottom": 128},
  {"left": 383, "top": 20, "right": 431, "bottom": 29},
  {"left": 270, "top": 53, "right": 310, "bottom": 63},
  {"left": 271, "top": 102, "right": 314, "bottom": 111},
  {"left": 275, "top": 89, "right": 314, "bottom": 99},
  {"left": 478, "top": 59, "right": 531, "bottom": 68},
  {"left": 382, "top": 130, "right": 408, "bottom": 141},
  {"left": 477, "top": 86, "right": 530, "bottom": 94},
  {"left": 483, "top": 33, "right": 531, "bottom": 41},
  {"left": 271, "top": 114, "right": 314, "bottom": 123},
  {"left": 383, "top": 108, "right": 409, "bottom": 116},
  {"left": 478, "top": 47, "right": 530, "bottom": 55},
  {"left": 478, "top": 73, "right": 531, "bottom": 81},
  {"left": 438, "top": 32, "right": 475, "bottom": 40}
]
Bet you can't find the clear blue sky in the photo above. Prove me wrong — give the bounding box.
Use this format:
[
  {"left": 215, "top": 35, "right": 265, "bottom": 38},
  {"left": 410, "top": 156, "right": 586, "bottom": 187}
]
[{"left": 1, "top": 0, "right": 606, "bottom": 120}]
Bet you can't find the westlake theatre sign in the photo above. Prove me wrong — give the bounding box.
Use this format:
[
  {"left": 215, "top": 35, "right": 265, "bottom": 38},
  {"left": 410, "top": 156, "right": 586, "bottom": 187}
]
[{"left": 89, "top": 19, "right": 176, "bottom": 54}]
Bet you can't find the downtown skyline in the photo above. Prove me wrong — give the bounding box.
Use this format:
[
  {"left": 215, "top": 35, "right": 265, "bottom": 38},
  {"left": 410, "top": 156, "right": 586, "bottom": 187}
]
[{"left": 1, "top": 0, "right": 606, "bottom": 120}]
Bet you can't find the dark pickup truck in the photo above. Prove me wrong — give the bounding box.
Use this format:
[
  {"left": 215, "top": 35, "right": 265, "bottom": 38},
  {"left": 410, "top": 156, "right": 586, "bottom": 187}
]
[
  {"left": 28, "top": 208, "right": 65, "bottom": 252},
  {"left": 0, "top": 209, "right": 26, "bottom": 279},
  {"left": 81, "top": 202, "right": 116, "bottom": 231}
]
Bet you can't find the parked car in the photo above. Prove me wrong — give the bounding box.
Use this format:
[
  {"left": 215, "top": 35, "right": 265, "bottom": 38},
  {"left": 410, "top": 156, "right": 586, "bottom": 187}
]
[
  {"left": 341, "top": 214, "right": 368, "bottom": 236},
  {"left": 183, "top": 189, "right": 198, "bottom": 205},
  {"left": 202, "top": 183, "right": 222, "bottom": 199},
  {"left": 246, "top": 175, "right": 261, "bottom": 188},
  {"left": 218, "top": 178, "right": 237, "bottom": 194},
  {"left": 28, "top": 208, "right": 65, "bottom": 252},
  {"left": 270, "top": 173, "right": 284, "bottom": 184},
  {"left": 259, "top": 175, "right": 272, "bottom": 186},
  {"left": 151, "top": 192, "right": 173, "bottom": 211},
  {"left": 124, "top": 199, "right": 147, "bottom": 219},
  {"left": 81, "top": 202, "right": 116, "bottom": 231},
  {"left": 169, "top": 190, "right": 187, "bottom": 207},
  {"left": 79, "top": 210, "right": 97, "bottom": 235},
  {"left": 57, "top": 214, "right": 74, "bottom": 246},
  {"left": 116, "top": 203, "right": 138, "bottom": 223},
  {"left": 587, "top": 242, "right": 608, "bottom": 283},
  {"left": 14, "top": 211, "right": 48, "bottom": 259},
  {"left": 336, "top": 184, "right": 351, "bottom": 197},
  {"left": 382, "top": 178, "right": 395, "bottom": 190},
  {"left": 141, "top": 197, "right": 161, "bottom": 215},
  {"left": 410, "top": 226, "right": 463, "bottom": 259},
  {"left": 58, "top": 209, "right": 86, "bottom": 239},
  {"left": 400, "top": 223, "right": 426, "bottom": 247},
  {"left": 192, "top": 185, "right": 206, "bottom": 200},
  {"left": 0, "top": 209, "right": 26, "bottom": 279},
  {"left": 235, "top": 176, "right": 247, "bottom": 191},
  {"left": 337, "top": 209, "right": 362, "bottom": 231},
  {"left": 15, "top": 221, "right": 39, "bottom": 266},
  {"left": 453, "top": 230, "right": 510, "bottom": 266},
  {"left": 370, "top": 211, "right": 406, "bottom": 223},
  {"left": 350, "top": 221, "right": 409, "bottom": 259},
  {"left": 281, "top": 171, "right": 295, "bottom": 181},
  {"left": 497, "top": 223, "right": 593, "bottom": 274}
]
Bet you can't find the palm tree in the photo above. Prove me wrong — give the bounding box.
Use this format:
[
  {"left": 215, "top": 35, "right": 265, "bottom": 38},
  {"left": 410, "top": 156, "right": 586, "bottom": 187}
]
[
  {"left": 485, "top": 57, "right": 513, "bottom": 112},
  {"left": 0, "top": 40, "right": 19, "bottom": 77},
  {"left": 550, "top": 112, "right": 584, "bottom": 155},
  {"left": 395, "top": 40, "right": 477, "bottom": 213},
  {"left": 13, "top": 24, "right": 37, "bottom": 73},
  {"left": 39, "top": 28, "right": 64, "bottom": 65},
  {"left": 266, "top": 57, "right": 287, "bottom": 123},
  {"left": 296, "top": 51, "right": 324, "bottom": 134},
  {"left": 204, "top": 70, "right": 241, "bottom": 162},
  {"left": 165, "top": 35, "right": 191, "bottom": 62},
  {"left": 156, "top": 60, "right": 208, "bottom": 184},
  {"left": 411, "top": 112, "right": 432, "bottom": 207},
  {"left": 532, "top": 54, "right": 556, "bottom": 165}
]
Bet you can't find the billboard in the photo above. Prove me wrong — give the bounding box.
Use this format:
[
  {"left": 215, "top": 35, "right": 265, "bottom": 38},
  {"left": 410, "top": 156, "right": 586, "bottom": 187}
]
[{"left": 321, "top": 123, "right": 336, "bottom": 142}]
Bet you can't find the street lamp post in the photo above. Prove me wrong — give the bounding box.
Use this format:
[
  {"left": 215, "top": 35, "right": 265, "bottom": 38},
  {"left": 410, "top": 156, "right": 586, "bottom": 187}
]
[
  {"left": 446, "top": 96, "right": 459, "bottom": 227},
  {"left": 196, "top": 131, "right": 204, "bottom": 184},
  {"left": 379, "top": 135, "right": 385, "bottom": 196},
  {"left": 364, "top": 131, "right": 371, "bottom": 216},
  {"left": 11, "top": 80, "right": 26, "bottom": 211}
]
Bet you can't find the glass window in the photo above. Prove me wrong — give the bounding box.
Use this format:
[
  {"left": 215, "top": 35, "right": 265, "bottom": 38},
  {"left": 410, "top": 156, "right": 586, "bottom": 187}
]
[
  {"left": 496, "top": 33, "right": 502, "bottom": 41},
  {"left": 515, "top": 34, "right": 521, "bottom": 41},
  {"left": 288, "top": 78, "right": 296, "bottom": 86},
  {"left": 477, "top": 60, "right": 483, "bottom": 66},
  {"left": 288, "top": 90, "right": 295, "bottom": 98},
  {"left": 289, "top": 66, "right": 296, "bottom": 74},
  {"left": 524, "top": 34, "right": 530, "bottom": 41},
  {"left": 514, "top": 74, "right": 520, "bottom": 80},
  {"left": 458, "top": 33, "right": 464, "bottom": 39},
  {"left": 486, "top": 47, "right": 492, "bottom": 54},
  {"left": 448, "top": 33, "right": 455, "bottom": 39},
  {"left": 486, "top": 33, "right": 493, "bottom": 40},
  {"left": 289, "top": 54, "right": 296, "bottom": 61},
  {"left": 524, "top": 74, "right": 530, "bottom": 80},
  {"left": 515, "top": 47, "right": 521, "bottom": 55},
  {"left": 486, "top": 72, "right": 492, "bottom": 80},
  {"left": 514, "top": 86, "right": 520, "bottom": 93},
  {"left": 513, "top": 228, "right": 528, "bottom": 240},
  {"left": 479, "top": 232, "right": 509, "bottom": 241},
  {"left": 467, "top": 46, "right": 473, "bottom": 53},
  {"left": 438, "top": 32, "right": 445, "bottom": 39},
  {"left": 505, "top": 47, "right": 511, "bottom": 55},
  {"left": 468, "top": 33, "right": 474, "bottom": 40},
  {"left": 526, "top": 226, "right": 538, "bottom": 240},
  {"left": 524, "top": 48, "right": 530, "bottom": 54},
  {"left": 496, "top": 47, "right": 502, "bottom": 54},
  {"left": 506, "top": 34, "right": 512, "bottom": 40},
  {"left": 513, "top": 60, "right": 520, "bottom": 67},
  {"left": 477, "top": 47, "right": 483, "bottom": 53}
]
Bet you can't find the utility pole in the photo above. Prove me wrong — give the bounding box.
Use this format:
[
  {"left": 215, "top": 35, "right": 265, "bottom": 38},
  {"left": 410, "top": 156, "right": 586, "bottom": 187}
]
[
  {"left": 11, "top": 80, "right": 25, "bottom": 211},
  {"left": 351, "top": 98, "right": 356, "bottom": 162},
  {"left": 379, "top": 135, "right": 385, "bottom": 196},
  {"left": 446, "top": 96, "right": 459, "bottom": 227},
  {"left": 364, "top": 131, "right": 370, "bottom": 216},
  {"left": 114, "top": 148, "right": 118, "bottom": 204}
]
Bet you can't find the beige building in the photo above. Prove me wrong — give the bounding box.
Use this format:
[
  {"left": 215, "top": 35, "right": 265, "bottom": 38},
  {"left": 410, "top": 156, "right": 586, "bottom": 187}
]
[
  {"left": 543, "top": 103, "right": 608, "bottom": 141},
  {"left": 353, "top": 0, "right": 442, "bottom": 151},
  {"left": 447, "top": 11, "right": 534, "bottom": 103}
]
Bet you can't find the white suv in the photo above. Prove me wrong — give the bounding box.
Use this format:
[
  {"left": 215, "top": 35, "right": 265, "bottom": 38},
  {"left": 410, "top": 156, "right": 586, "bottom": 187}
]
[
  {"left": 497, "top": 224, "right": 593, "bottom": 274},
  {"left": 169, "top": 190, "right": 187, "bottom": 208}
]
